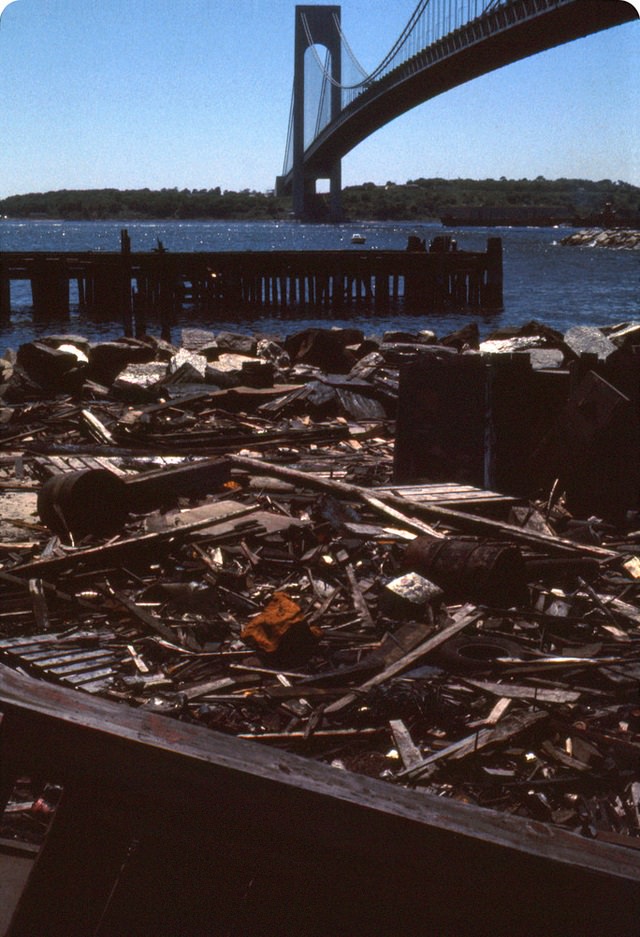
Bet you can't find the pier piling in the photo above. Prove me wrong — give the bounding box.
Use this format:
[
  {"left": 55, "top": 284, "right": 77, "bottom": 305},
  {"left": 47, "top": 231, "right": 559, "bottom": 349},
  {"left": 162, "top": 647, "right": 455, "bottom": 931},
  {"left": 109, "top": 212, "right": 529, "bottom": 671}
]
[
  {"left": 0, "top": 258, "right": 10, "bottom": 322},
  {"left": 0, "top": 239, "right": 503, "bottom": 327},
  {"left": 30, "top": 258, "right": 69, "bottom": 321}
]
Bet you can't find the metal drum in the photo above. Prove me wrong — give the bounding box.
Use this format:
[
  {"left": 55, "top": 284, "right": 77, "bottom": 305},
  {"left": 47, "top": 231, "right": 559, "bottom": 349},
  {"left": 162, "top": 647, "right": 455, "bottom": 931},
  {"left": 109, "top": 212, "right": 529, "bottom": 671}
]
[
  {"left": 37, "top": 469, "right": 129, "bottom": 540},
  {"left": 404, "top": 536, "right": 527, "bottom": 607}
]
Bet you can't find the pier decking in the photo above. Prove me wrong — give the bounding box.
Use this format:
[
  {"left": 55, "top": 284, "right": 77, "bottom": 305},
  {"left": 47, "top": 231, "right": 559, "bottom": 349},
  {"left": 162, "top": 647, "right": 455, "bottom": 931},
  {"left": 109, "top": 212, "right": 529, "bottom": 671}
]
[{"left": 0, "top": 237, "right": 503, "bottom": 332}]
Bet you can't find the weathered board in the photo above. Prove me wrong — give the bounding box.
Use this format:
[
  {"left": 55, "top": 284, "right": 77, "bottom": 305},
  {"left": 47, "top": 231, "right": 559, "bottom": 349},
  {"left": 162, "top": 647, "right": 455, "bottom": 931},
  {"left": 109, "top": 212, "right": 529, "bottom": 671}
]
[{"left": 1, "top": 663, "right": 639, "bottom": 936}]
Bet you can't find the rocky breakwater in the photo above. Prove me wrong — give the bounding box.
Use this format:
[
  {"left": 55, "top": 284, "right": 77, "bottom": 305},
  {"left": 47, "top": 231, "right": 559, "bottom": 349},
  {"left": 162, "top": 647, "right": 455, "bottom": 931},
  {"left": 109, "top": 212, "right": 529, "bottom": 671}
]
[{"left": 560, "top": 228, "right": 640, "bottom": 249}]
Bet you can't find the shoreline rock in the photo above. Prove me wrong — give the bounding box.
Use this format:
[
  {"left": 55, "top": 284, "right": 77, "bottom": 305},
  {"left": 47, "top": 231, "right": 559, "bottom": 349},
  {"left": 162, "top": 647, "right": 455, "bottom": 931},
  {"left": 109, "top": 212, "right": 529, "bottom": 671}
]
[{"left": 560, "top": 228, "right": 640, "bottom": 249}]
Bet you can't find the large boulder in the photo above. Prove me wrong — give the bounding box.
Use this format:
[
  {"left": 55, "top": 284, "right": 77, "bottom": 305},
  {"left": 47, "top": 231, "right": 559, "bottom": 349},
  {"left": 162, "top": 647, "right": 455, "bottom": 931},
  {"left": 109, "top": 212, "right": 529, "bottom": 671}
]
[
  {"left": 284, "top": 328, "right": 363, "bottom": 374},
  {"left": 16, "top": 341, "right": 86, "bottom": 393},
  {"left": 88, "top": 338, "right": 157, "bottom": 385}
]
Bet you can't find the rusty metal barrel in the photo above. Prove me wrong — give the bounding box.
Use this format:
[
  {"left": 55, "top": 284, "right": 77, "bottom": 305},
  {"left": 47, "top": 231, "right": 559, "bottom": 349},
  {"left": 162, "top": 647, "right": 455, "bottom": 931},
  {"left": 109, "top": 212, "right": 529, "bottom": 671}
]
[
  {"left": 37, "top": 469, "right": 129, "bottom": 541},
  {"left": 404, "top": 536, "right": 527, "bottom": 607}
]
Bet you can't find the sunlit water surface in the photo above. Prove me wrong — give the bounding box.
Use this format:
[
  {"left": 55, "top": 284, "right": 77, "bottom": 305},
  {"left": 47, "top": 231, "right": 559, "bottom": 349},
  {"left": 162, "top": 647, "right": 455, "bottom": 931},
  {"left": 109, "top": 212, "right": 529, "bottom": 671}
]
[{"left": 0, "top": 219, "right": 637, "bottom": 348}]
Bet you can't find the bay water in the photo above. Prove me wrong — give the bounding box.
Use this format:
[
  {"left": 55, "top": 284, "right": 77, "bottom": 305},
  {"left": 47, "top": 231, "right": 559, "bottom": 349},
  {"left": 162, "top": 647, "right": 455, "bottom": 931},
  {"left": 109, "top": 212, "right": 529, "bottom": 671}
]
[{"left": 0, "top": 219, "right": 637, "bottom": 349}]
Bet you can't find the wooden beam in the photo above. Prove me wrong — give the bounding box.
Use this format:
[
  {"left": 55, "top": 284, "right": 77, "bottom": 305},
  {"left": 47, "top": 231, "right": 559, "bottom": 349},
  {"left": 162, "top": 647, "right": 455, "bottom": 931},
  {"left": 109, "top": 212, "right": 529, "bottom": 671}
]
[
  {"left": 228, "top": 454, "right": 619, "bottom": 561},
  {"left": 1, "top": 662, "right": 639, "bottom": 935}
]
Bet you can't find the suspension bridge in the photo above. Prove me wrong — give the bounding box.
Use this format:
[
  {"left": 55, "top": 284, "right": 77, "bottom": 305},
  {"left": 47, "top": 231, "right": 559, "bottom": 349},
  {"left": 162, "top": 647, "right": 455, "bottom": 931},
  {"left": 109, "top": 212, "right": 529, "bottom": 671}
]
[{"left": 276, "top": 0, "right": 637, "bottom": 220}]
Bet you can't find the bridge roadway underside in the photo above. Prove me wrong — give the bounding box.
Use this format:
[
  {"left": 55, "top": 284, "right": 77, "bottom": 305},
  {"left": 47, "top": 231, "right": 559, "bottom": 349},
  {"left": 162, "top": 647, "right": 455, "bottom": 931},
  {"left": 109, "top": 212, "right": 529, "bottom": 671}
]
[{"left": 284, "top": 0, "right": 636, "bottom": 192}]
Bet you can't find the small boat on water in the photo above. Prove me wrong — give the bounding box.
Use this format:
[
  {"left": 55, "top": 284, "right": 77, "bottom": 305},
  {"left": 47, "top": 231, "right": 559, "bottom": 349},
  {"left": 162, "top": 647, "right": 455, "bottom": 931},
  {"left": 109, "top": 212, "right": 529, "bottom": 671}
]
[{"left": 351, "top": 232, "right": 366, "bottom": 244}]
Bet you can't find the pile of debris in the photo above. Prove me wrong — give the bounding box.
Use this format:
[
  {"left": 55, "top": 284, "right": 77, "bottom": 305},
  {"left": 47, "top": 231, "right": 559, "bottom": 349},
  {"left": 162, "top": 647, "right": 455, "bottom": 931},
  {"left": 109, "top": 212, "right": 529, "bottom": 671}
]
[{"left": 3, "top": 321, "right": 640, "bottom": 852}]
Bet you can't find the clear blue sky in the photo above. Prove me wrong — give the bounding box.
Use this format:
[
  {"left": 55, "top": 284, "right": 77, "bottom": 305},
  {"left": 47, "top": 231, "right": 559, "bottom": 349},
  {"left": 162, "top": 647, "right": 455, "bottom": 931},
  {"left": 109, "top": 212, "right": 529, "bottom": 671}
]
[{"left": 0, "top": 0, "right": 638, "bottom": 199}]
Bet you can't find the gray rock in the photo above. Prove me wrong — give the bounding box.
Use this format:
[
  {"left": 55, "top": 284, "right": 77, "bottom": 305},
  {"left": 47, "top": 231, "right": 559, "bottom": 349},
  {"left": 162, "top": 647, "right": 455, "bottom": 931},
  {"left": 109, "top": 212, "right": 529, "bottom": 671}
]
[
  {"left": 204, "top": 365, "right": 240, "bottom": 389},
  {"left": 257, "top": 339, "right": 290, "bottom": 370},
  {"left": 381, "top": 572, "right": 443, "bottom": 619},
  {"left": 480, "top": 336, "right": 546, "bottom": 355},
  {"left": 181, "top": 328, "right": 216, "bottom": 350},
  {"left": 16, "top": 341, "right": 85, "bottom": 390},
  {"left": 115, "top": 362, "right": 167, "bottom": 389},
  {"left": 40, "top": 334, "right": 92, "bottom": 355},
  {"left": 88, "top": 339, "right": 156, "bottom": 385},
  {"left": 164, "top": 361, "right": 207, "bottom": 385},
  {"left": 382, "top": 330, "right": 436, "bottom": 345},
  {"left": 564, "top": 325, "right": 618, "bottom": 361},
  {"left": 167, "top": 349, "right": 207, "bottom": 379},
  {"left": 197, "top": 342, "right": 221, "bottom": 361},
  {"left": 527, "top": 348, "right": 566, "bottom": 370},
  {"left": 215, "top": 331, "right": 258, "bottom": 357}
]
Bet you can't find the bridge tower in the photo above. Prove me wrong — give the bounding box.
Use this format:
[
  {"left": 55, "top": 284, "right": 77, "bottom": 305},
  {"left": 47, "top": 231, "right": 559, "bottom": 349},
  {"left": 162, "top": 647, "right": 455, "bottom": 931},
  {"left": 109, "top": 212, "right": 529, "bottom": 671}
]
[{"left": 292, "top": 5, "right": 342, "bottom": 221}]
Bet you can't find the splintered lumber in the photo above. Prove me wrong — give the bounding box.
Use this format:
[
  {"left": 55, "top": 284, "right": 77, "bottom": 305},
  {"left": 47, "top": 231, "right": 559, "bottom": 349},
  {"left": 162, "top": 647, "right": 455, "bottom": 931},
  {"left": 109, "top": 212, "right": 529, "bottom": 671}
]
[
  {"left": 7, "top": 502, "right": 259, "bottom": 579},
  {"left": 398, "top": 710, "right": 549, "bottom": 781},
  {"left": 28, "top": 578, "right": 49, "bottom": 631},
  {"left": 108, "top": 586, "right": 195, "bottom": 649},
  {"left": 324, "top": 604, "right": 482, "bottom": 714},
  {"left": 1, "top": 663, "right": 639, "bottom": 937},
  {"left": 80, "top": 409, "right": 114, "bottom": 445},
  {"left": 0, "top": 568, "right": 94, "bottom": 609},
  {"left": 237, "top": 727, "right": 380, "bottom": 741},
  {"left": 344, "top": 562, "right": 375, "bottom": 629},
  {"left": 389, "top": 719, "right": 423, "bottom": 770},
  {"left": 358, "top": 492, "right": 444, "bottom": 539},
  {"left": 463, "top": 678, "right": 581, "bottom": 704},
  {"left": 228, "top": 454, "right": 619, "bottom": 560}
]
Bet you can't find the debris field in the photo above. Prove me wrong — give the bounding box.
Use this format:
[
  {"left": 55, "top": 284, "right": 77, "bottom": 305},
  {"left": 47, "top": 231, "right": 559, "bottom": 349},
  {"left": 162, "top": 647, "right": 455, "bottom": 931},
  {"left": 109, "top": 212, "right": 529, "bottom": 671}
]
[{"left": 3, "top": 318, "right": 640, "bottom": 854}]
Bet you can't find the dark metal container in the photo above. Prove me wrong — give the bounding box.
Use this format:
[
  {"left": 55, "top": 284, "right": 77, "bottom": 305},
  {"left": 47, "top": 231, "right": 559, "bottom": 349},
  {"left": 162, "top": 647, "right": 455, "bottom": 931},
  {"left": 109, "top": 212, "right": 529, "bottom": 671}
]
[
  {"left": 404, "top": 535, "right": 527, "bottom": 606},
  {"left": 37, "top": 468, "right": 129, "bottom": 540}
]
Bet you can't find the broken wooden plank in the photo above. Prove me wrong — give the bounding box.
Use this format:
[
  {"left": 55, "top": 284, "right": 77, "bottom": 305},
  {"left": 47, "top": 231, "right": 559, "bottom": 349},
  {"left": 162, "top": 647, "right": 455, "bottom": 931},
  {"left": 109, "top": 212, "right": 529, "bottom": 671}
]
[
  {"left": 8, "top": 502, "right": 260, "bottom": 579},
  {"left": 107, "top": 586, "right": 192, "bottom": 648},
  {"left": 398, "top": 710, "right": 549, "bottom": 781},
  {"left": 1, "top": 663, "right": 639, "bottom": 937},
  {"left": 463, "top": 678, "right": 581, "bottom": 704},
  {"left": 80, "top": 409, "right": 114, "bottom": 445},
  {"left": 324, "top": 605, "right": 482, "bottom": 714},
  {"left": 228, "top": 454, "right": 619, "bottom": 560},
  {"left": 389, "top": 719, "right": 423, "bottom": 770}
]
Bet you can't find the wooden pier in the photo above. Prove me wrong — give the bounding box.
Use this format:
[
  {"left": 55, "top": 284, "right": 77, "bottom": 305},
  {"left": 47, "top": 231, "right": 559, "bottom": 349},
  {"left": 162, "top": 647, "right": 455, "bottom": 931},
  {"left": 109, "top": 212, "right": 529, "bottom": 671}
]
[{"left": 0, "top": 237, "right": 503, "bottom": 333}]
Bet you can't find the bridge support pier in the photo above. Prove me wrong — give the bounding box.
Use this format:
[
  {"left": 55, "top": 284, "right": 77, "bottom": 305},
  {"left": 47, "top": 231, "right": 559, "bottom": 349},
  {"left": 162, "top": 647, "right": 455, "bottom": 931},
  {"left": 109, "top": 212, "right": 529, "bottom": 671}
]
[
  {"left": 293, "top": 5, "right": 342, "bottom": 222},
  {"left": 328, "top": 159, "right": 342, "bottom": 222},
  {"left": 0, "top": 258, "right": 10, "bottom": 321}
]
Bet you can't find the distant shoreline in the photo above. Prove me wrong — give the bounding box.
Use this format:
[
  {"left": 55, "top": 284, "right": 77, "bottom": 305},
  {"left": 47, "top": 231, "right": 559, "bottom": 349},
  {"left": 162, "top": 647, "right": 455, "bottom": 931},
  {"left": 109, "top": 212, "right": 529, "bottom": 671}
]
[{"left": 1, "top": 177, "right": 639, "bottom": 226}]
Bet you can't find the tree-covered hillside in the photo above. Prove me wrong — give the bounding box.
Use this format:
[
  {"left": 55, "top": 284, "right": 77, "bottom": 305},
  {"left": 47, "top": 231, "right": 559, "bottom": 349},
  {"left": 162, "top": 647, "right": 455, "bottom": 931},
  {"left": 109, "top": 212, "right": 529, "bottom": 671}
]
[
  {"left": 0, "top": 187, "right": 282, "bottom": 221},
  {"left": 342, "top": 177, "right": 640, "bottom": 224},
  {"left": 1, "top": 178, "right": 638, "bottom": 223}
]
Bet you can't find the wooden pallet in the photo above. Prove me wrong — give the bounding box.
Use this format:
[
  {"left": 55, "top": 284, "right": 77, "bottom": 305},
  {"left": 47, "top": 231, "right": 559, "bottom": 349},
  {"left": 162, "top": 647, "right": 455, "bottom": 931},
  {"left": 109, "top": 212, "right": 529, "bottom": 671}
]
[
  {"left": 31, "top": 454, "right": 184, "bottom": 480},
  {"left": 374, "top": 481, "right": 517, "bottom": 511},
  {"left": 0, "top": 630, "right": 123, "bottom": 694}
]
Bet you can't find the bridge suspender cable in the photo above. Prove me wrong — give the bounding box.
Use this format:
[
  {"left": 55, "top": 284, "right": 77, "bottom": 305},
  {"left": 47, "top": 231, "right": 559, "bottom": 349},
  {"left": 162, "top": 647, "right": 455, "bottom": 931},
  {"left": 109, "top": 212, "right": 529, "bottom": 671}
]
[
  {"left": 314, "top": 48, "right": 332, "bottom": 138},
  {"left": 330, "top": 11, "right": 369, "bottom": 81},
  {"left": 300, "top": 0, "right": 465, "bottom": 95},
  {"left": 301, "top": 0, "right": 511, "bottom": 101},
  {"left": 282, "top": 88, "right": 294, "bottom": 176}
]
